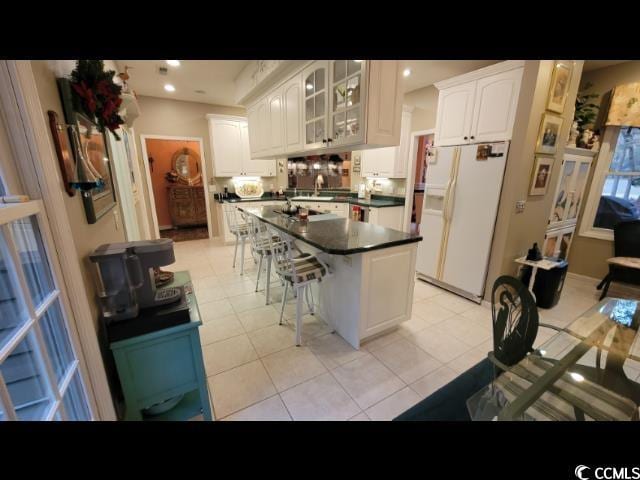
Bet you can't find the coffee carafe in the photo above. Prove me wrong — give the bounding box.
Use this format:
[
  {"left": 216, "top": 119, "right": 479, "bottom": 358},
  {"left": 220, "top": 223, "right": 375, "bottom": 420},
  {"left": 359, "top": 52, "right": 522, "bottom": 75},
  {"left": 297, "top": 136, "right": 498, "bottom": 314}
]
[{"left": 90, "top": 245, "right": 143, "bottom": 321}]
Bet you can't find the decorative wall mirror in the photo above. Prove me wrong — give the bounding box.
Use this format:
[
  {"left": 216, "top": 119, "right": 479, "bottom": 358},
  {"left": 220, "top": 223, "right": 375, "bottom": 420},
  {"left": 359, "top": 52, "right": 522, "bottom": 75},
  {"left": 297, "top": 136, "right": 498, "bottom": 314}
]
[{"left": 172, "top": 147, "right": 202, "bottom": 185}]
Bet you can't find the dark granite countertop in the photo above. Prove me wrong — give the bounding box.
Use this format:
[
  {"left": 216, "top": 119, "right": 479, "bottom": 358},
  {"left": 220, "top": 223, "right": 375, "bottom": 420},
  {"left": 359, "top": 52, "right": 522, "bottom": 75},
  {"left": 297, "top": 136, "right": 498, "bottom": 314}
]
[
  {"left": 238, "top": 206, "right": 422, "bottom": 255},
  {"left": 216, "top": 192, "right": 404, "bottom": 208}
]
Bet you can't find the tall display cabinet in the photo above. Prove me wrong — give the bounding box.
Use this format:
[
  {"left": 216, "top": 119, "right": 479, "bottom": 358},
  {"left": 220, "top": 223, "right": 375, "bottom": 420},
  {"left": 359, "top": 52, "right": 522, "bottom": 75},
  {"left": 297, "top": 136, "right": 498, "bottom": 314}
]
[{"left": 543, "top": 147, "right": 598, "bottom": 260}]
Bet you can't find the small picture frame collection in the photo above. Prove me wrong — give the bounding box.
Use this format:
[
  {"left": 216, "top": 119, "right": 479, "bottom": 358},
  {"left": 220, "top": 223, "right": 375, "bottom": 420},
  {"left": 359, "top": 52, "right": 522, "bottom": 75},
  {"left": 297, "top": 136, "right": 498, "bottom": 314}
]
[{"left": 529, "top": 61, "right": 573, "bottom": 196}]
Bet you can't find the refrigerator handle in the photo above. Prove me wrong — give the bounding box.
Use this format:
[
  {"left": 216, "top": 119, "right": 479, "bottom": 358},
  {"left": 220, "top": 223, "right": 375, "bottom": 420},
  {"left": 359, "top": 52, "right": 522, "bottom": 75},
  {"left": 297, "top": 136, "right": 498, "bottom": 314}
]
[
  {"left": 446, "top": 177, "right": 458, "bottom": 222},
  {"left": 442, "top": 179, "right": 452, "bottom": 218},
  {"left": 442, "top": 148, "right": 461, "bottom": 221}
]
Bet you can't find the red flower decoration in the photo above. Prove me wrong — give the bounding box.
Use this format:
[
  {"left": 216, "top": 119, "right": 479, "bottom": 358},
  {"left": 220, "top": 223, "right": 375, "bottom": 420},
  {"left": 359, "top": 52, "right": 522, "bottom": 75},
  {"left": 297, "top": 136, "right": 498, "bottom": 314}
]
[{"left": 69, "top": 60, "right": 125, "bottom": 140}]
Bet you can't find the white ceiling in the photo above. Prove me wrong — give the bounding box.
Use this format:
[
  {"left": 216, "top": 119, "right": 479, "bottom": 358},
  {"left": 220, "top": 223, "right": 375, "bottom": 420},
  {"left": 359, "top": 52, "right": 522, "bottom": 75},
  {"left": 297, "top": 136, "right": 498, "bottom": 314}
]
[
  {"left": 114, "top": 60, "right": 251, "bottom": 106},
  {"left": 401, "top": 60, "right": 500, "bottom": 93},
  {"left": 582, "top": 60, "right": 630, "bottom": 72},
  {"left": 111, "top": 60, "right": 628, "bottom": 108}
]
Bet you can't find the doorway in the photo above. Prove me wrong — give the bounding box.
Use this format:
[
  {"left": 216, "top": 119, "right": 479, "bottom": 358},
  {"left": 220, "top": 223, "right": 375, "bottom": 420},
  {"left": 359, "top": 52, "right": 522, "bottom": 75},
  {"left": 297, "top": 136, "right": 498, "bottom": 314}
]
[
  {"left": 403, "top": 129, "right": 435, "bottom": 234},
  {"left": 140, "top": 135, "right": 213, "bottom": 242}
]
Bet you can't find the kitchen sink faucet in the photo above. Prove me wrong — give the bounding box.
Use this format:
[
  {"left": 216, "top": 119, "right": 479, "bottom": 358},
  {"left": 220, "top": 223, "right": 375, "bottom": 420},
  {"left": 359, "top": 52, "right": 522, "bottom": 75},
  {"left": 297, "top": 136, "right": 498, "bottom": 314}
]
[{"left": 314, "top": 173, "right": 324, "bottom": 196}]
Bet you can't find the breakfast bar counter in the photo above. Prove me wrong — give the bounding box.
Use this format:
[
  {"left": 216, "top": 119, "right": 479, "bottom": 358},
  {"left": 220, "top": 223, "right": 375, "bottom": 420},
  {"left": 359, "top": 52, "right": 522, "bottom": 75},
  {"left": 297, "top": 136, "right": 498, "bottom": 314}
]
[
  {"left": 240, "top": 206, "right": 422, "bottom": 348},
  {"left": 239, "top": 206, "right": 421, "bottom": 255}
]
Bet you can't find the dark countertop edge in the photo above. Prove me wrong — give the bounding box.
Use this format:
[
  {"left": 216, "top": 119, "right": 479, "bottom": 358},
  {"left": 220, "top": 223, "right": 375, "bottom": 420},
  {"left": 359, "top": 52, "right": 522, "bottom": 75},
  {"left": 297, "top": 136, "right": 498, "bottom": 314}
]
[
  {"left": 217, "top": 196, "right": 405, "bottom": 208},
  {"left": 239, "top": 207, "right": 422, "bottom": 255}
]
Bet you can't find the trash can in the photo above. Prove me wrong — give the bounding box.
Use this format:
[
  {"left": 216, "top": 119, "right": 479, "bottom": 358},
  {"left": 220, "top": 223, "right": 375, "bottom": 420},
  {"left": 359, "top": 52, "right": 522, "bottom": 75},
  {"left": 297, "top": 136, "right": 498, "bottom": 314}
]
[{"left": 520, "top": 260, "right": 569, "bottom": 309}]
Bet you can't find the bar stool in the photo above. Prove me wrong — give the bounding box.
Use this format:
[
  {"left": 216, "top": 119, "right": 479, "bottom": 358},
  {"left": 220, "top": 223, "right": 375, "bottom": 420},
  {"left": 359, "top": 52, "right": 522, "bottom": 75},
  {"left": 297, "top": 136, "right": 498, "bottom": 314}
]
[
  {"left": 223, "top": 203, "right": 249, "bottom": 275},
  {"left": 245, "top": 213, "right": 282, "bottom": 305},
  {"left": 267, "top": 226, "right": 331, "bottom": 346}
]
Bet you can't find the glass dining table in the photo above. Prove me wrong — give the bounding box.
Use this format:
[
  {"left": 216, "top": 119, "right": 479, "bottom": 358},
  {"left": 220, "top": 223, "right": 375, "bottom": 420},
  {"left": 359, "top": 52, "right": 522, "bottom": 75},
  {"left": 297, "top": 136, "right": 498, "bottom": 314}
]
[{"left": 469, "top": 297, "right": 640, "bottom": 421}]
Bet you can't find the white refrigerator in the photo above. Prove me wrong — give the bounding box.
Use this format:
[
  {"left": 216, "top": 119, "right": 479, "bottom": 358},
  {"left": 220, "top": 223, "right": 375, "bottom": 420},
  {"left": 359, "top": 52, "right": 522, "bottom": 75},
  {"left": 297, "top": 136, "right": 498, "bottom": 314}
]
[{"left": 416, "top": 142, "right": 508, "bottom": 301}]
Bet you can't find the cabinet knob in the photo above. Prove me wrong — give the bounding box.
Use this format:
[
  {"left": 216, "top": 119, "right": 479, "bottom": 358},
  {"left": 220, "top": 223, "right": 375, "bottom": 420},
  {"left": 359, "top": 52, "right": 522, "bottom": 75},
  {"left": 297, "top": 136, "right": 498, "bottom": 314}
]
[
  {"left": 470, "top": 136, "right": 475, "bottom": 140},
  {"left": 322, "top": 138, "right": 327, "bottom": 143},
  {"left": 464, "top": 136, "right": 468, "bottom": 140}
]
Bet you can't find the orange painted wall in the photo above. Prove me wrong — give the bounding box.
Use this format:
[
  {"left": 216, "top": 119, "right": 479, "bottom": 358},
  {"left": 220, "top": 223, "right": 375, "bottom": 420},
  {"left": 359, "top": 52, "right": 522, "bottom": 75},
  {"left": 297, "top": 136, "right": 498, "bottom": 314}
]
[{"left": 143, "top": 139, "right": 201, "bottom": 228}]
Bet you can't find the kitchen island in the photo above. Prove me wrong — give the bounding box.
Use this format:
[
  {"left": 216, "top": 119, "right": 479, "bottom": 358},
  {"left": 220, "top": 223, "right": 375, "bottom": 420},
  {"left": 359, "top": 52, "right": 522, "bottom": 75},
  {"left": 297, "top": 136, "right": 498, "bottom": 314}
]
[{"left": 239, "top": 206, "right": 422, "bottom": 348}]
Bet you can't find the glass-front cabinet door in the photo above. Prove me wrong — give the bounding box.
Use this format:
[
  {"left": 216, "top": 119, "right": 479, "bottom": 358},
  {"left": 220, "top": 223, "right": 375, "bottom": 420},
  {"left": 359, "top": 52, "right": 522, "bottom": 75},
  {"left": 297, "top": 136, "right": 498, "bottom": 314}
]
[
  {"left": 549, "top": 154, "right": 593, "bottom": 227},
  {"left": 329, "top": 60, "right": 365, "bottom": 147},
  {"left": 302, "top": 61, "right": 329, "bottom": 150},
  {"left": 550, "top": 159, "right": 576, "bottom": 224}
]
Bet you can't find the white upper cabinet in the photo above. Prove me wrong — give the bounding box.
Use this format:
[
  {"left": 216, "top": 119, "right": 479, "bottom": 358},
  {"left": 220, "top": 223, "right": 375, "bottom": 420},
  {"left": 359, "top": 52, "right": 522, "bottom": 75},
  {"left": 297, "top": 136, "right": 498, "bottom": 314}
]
[
  {"left": 246, "top": 98, "right": 270, "bottom": 157},
  {"left": 208, "top": 115, "right": 275, "bottom": 177},
  {"left": 360, "top": 106, "right": 412, "bottom": 178},
  {"left": 435, "top": 81, "right": 476, "bottom": 147},
  {"left": 283, "top": 74, "right": 304, "bottom": 153},
  {"left": 434, "top": 61, "right": 524, "bottom": 147},
  {"left": 245, "top": 60, "right": 403, "bottom": 158},
  {"left": 470, "top": 67, "right": 523, "bottom": 143},
  {"left": 302, "top": 61, "right": 329, "bottom": 151},
  {"left": 329, "top": 60, "right": 365, "bottom": 147},
  {"left": 241, "top": 122, "right": 275, "bottom": 177},
  {"left": 209, "top": 117, "right": 243, "bottom": 177},
  {"left": 266, "top": 89, "right": 284, "bottom": 155}
]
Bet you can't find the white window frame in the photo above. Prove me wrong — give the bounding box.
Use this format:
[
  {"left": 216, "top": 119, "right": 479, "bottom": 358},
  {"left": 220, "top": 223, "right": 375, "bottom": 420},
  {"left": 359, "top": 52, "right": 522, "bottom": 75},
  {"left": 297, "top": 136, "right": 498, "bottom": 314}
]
[
  {"left": 0, "top": 60, "right": 116, "bottom": 420},
  {"left": 0, "top": 201, "right": 84, "bottom": 420},
  {"left": 579, "top": 126, "right": 640, "bottom": 241}
]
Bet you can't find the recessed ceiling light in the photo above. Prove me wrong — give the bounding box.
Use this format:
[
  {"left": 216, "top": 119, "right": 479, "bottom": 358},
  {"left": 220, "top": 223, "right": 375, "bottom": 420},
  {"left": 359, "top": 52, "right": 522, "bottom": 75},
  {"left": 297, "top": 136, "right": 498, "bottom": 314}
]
[
  {"left": 194, "top": 89, "right": 206, "bottom": 94},
  {"left": 403, "top": 68, "right": 412, "bottom": 78},
  {"left": 164, "top": 84, "right": 176, "bottom": 92},
  {"left": 166, "top": 60, "right": 181, "bottom": 67},
  {"left": 354, "top": 60, "right": 363, "bottom": 63}
]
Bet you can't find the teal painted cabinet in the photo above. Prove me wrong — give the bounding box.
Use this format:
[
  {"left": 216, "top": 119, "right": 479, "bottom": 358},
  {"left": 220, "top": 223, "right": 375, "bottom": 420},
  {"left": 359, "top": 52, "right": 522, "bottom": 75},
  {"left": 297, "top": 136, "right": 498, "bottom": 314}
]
[{"left": 109, "top": 272, "right": 212, "bottom": 421}]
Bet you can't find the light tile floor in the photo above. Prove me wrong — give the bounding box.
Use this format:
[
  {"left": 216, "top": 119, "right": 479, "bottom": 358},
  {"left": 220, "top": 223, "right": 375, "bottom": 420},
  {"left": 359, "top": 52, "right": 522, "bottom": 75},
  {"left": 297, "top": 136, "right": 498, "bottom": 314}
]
[{"left": 172, "top": 237, "right": 640, "bottom": 421}]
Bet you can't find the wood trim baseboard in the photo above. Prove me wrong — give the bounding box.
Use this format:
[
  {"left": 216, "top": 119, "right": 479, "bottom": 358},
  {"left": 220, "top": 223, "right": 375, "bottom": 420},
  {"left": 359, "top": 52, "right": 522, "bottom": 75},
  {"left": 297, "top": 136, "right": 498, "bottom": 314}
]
[{"left": 566, "top": 271, "right": 640, "bottom": 296}]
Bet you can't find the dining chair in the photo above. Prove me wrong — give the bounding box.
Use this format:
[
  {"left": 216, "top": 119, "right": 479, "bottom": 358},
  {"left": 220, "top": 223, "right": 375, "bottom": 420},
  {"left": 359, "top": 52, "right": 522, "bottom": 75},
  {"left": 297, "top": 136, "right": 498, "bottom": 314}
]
[
  {"left": 489, "top": 275, "right": 564, "bottom": 371},
  {"left": 266, "top": 226, "right": 331, "bottom": 346},
  {"left": 478, "top": 276, "right": 638, "bottom": 420},
  {"left": 223, "top": 203, "right": 249, "bottom": 275},
  {"left": 597, "top": 220, "right": 640, "bottom": 300}
]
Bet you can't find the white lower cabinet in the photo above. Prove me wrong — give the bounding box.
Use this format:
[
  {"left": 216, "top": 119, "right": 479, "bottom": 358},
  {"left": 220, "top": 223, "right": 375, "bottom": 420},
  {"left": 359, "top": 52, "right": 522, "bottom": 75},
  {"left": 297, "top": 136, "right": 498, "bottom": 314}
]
[
  {"left": 368, "top": 206, "right": 404, "bottom": 230},
  {"left": 360, "top": 244, "right": 416, "bottom": 339}
]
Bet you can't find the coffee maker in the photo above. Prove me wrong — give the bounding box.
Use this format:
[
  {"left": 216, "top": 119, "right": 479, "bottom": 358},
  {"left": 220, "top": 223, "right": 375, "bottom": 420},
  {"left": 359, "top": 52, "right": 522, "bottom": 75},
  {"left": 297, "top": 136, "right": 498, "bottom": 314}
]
[{"left": 90, "top": 239, "right": 182, "bottom": 322}]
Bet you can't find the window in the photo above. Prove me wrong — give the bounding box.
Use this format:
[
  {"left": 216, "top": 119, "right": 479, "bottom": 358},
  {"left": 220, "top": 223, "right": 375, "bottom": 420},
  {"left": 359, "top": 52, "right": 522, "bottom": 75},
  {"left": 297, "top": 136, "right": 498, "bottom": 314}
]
[
  {"left": 0, "top": 204, "right": 92, "bottom": 420},
  {"left": 580, "top": 126, "right": 640, "bottom": 240}
]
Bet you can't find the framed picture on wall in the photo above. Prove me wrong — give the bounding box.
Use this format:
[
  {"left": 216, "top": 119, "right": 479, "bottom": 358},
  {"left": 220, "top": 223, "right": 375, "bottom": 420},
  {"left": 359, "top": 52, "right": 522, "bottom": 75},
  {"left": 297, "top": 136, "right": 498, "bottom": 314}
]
[
  {"left": 535, "top": 113, "right": 564, "bottom": 155},
  {"left": 529, "top": 156, "right": 554, "bottom": 196},
  {"left": 58, "top": 78, "right": 117, "bottom": 224},
  {"left": 547, "top": 61, "right": 573, "bottom": 113}
]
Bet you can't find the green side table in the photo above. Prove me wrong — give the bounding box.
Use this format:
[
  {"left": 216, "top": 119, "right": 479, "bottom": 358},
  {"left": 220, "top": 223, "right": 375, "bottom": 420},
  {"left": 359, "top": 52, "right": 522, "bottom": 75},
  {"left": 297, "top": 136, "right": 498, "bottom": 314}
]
[{"left": 108, "top": 271, "right": 212, "bottom": 421}]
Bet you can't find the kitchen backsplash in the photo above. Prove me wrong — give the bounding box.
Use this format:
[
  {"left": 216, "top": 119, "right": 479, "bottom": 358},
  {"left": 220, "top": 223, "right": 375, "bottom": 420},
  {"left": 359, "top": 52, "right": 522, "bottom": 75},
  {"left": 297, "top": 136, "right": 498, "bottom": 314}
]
[
  {"left": 364, "top": 177, "right": 406, "bottom": 196},
  {"left": 211, "top": 176, "right": 280, "bottom": 195}
]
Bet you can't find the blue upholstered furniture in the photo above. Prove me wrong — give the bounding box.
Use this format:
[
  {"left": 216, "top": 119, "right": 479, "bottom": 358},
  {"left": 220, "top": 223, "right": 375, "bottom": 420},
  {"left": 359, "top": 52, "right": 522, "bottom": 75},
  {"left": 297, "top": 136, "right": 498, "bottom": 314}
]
[{"left": 393, "top": 358, "right": 493, "bottom": 421}]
